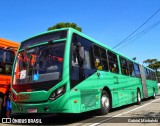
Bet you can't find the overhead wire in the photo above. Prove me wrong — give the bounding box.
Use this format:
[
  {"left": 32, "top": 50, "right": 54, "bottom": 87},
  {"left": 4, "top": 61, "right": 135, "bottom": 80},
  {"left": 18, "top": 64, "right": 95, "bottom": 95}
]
[
  {"left": 112, "top": 8, "right": 160, "bottom": 49},
  {"left": 116, "top": 19, "right": 160, "bottom": 50}
]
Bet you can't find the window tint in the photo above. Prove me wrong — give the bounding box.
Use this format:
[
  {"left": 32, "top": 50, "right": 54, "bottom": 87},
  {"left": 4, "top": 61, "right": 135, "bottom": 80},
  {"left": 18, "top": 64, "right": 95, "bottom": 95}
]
[
  {"left": 144, "top": 68, "right": 149, "bottom": 79},
  {"left": 0, "top": 49, "right": 3, "bottom": 62},
  {"left": 151, "top": 71, "right": 154, "bottom": 80},
  {"left": 0, "top": 49, "right": 14, "bottom": 63},
  {"left": 93, "top": 45, "right": 100, "bottom": 57},
  {"left": 128, "top": 61, "right": 135, "bottom": 77},
  {"left": 70, "top": 33, "right": 96, "bottom": 87},
  {"left": 149, "top": 70, "right": 152, "bottom": 80},
  {"left": 134, "top": 63, "right": 140, "bottom": 78},
  {"left": 0, "top": 63, "right": 12, "bottom": 75},
  {"left": 108, "top": 51, "right": 119, "bottom": 73},
  {"left": 146, "top": 70, "right": 156, "bottom": 81},
  {"left": 93, "top": 45, "right": 108, "bottom": 71},
  {"left": 120, "top": 57, "right": 129, "bottom": 76},
  {"left": 20, "top": 30, "right": 67, "bottom": 49}
]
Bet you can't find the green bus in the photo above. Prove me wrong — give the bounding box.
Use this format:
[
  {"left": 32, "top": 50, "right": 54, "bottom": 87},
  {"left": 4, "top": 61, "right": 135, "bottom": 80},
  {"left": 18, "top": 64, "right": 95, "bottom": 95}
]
[{"left": 11, "top": 28, "right": 158, "bottom": 115}]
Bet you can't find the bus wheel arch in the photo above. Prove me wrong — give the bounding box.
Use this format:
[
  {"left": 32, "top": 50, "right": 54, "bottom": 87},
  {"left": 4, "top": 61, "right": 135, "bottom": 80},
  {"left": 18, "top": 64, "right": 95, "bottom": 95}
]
[
  {"left": 97, "top": 87, "right": 112, "bottom": 115},
  {"left": 103, "top": 87, "right": 112, "bottom": 108}
]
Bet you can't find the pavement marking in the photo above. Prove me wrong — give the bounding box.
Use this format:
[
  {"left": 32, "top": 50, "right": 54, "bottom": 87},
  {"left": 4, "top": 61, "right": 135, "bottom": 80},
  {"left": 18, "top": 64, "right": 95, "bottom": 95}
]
[{"left": 89, "top": 97, "right": 160, "bottom": 126}]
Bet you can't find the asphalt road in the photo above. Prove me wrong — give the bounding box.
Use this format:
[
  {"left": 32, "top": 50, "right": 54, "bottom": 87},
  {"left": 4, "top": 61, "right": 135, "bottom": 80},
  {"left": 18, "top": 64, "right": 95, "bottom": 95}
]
[{"left": 1, "top": 94, "right": 160, "bottom": 126}]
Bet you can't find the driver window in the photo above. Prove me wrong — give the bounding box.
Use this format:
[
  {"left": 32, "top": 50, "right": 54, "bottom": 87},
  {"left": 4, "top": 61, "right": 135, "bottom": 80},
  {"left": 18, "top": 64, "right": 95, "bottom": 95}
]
[{"left": 70, "top": 34, "right": 96, "bottom": 88}]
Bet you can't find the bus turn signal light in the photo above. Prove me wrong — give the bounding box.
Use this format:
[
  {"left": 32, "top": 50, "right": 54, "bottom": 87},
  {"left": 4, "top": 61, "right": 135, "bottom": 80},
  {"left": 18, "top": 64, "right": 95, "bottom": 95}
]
[{"left": 74, "top": 100, "right": 78, "bottom": 103}]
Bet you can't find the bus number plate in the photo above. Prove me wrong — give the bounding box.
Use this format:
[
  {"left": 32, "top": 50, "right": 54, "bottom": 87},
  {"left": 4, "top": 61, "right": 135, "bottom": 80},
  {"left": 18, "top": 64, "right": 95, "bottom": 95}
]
[{"left": 27, "top": 108, "right": 37, "bottom": 113}]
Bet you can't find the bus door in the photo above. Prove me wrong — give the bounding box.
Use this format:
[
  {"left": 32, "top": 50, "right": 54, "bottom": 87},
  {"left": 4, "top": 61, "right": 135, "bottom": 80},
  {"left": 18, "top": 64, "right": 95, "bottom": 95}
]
[
  {"left": 139, "top": 65, "right": 148, "bottom": 98},
  {"left": 70, "top": 35, "right": 98, "bottom": 112}
]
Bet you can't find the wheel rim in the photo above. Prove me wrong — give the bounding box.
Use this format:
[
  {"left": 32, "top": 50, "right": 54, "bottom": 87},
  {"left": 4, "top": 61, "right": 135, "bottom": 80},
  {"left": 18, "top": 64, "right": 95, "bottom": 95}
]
[
  {"left": 101, "top": 95, "right": 109, "bottom": 110},
  {"left": 138, "top": 92, "right": 141, "bottom": 102},
  {"left": 154, "top": 91, "right": 156, "bottom": 98}
]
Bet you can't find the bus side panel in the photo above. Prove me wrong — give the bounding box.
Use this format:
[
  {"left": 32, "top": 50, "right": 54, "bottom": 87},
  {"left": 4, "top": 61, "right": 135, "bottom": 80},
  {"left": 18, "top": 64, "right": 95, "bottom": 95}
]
[
  {"left": 146, "top": 80, "right": 158, "bottom": 97},
  {"left": 70, "top": 73, "right": 101, "bottom": 113},
  {"left": 90, "top": 71, "right": 142, "bottom": 109},
  {"left": 110, "top": 74, "right": 142, "bottom": 108}
]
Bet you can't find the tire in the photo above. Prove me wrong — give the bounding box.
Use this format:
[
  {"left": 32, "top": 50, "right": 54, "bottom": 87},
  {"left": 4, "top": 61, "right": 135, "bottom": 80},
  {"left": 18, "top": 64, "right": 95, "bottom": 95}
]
[
  {"left": 97, "top": 90, "right": 111, "bottom": 115},
  {"left": 152, "top": 88, "right": 156, "bottom": 99},
  {"left": 137, "top": 89, "right": 141, "bottom": 105}
]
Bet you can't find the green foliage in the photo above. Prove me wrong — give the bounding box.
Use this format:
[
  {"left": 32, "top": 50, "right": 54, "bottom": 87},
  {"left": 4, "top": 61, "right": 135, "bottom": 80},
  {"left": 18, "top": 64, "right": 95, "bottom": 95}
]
[
  {"left": 143, "top": 59, "right": 160, "bottom": 76},
  {"left": 47, "top": 22, "right": 82, "bottom": 32}
]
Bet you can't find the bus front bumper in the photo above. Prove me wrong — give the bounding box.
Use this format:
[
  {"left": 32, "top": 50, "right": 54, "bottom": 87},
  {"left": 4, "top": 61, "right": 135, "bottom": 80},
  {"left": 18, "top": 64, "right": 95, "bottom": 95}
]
[{"left": 11, "top": 95, "right": 71, "bottom": 114}]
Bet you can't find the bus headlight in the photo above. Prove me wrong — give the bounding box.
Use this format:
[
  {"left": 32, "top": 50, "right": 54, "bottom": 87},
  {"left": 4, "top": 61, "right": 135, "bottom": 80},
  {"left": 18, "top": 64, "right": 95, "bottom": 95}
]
[{"left": 49, "top": 85, "right": 66, "bottom": 100}]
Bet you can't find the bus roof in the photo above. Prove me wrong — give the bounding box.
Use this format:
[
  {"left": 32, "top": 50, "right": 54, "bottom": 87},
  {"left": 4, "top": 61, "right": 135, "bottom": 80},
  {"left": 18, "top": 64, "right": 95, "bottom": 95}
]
[
  {"left": 69, "top": 28, "right": 140, "bottom": 65},
  {"left": 0, "top": 38, "right": 19, "bottom": 51},
  {"left": 20, "top": 28, "right": 149, "bottom": 67}
]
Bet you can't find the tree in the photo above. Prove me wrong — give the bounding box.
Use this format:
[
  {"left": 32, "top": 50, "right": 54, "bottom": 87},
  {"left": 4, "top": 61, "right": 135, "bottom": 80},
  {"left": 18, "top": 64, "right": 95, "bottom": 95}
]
[
  {"left": 47, "top": 22, "right": 82, "bottom": 32},
  {"left": 143, "top": 59, "right": 160, "bottom": 76}
]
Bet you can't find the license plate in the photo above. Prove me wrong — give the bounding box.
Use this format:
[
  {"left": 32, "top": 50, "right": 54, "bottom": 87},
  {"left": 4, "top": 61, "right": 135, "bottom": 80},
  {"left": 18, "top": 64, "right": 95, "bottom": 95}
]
[{"left": 27, "top": 108, "right": 37, "bottom": 113}]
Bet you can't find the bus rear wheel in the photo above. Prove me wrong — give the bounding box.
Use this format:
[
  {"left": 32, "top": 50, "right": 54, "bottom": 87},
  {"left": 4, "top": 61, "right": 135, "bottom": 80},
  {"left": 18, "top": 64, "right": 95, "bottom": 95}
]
[
  {"left": 152, "top": 88, "right": 156, "bottom": 99},
  {"left": 97, "top": 90, "right": 110, "bottom": 115},
  {"left": 137, "top": 89, "right": 141, "bottom": 105}
]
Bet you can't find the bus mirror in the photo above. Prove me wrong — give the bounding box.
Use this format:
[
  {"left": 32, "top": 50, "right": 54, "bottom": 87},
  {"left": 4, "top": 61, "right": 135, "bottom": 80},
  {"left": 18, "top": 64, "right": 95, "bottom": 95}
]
[
  {"left": 78, "top": 46, "right": 85, "bottom": 66},
  {"left": 72, "top": 45, "right": 77, "bottom": 63}
]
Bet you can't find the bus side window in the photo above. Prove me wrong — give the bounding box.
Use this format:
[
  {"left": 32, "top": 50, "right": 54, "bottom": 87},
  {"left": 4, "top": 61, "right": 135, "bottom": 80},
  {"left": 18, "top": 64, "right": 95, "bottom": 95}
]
[
  {"left": 93, "top": 45, "right": 108, "bottom": 71},
  {"left": 120, "top": 57, "right": 129, "bottom": 76},
  {"left": 95, "top": 58, "right": 102, "bottom": 70},
  {"left": 70, "top": 33, "right": 96, "bottom": 87},
  {"left": 128, "top": 61, "right": 135, "bottom": 77},
  {"left": 93, "top": 45, "right": 102, "bottom": 70},
  {"left": 107, "top": 51, "right": 119, "bottom": 74},
  {"left": 133, "top": 63, "right": 140, "bottom": 78},
  {"left": 147, "top": 70, "right": 151, "bottom": 80},
  {"left": 144, "top": 68, "right": 148, "bottom": 79}
]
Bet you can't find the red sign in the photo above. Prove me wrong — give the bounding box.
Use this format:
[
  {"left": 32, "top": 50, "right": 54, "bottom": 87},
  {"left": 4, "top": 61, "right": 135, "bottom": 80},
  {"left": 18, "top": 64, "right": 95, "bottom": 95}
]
[{"left": 17, "top": 94, "right": 30, "bottom": 101}]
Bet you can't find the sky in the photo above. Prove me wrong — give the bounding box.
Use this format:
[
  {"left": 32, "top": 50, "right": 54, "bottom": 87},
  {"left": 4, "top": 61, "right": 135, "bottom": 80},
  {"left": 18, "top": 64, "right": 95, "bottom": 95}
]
[{"left": 0, "top": 0, "right": 160, "bottom": 64}]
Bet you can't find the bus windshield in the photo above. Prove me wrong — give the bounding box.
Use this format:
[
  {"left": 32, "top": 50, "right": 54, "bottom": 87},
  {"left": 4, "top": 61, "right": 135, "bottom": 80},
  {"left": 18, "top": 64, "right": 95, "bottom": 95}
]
[{"left": 13, "top": 42, "right": 65, "bottom": 85}]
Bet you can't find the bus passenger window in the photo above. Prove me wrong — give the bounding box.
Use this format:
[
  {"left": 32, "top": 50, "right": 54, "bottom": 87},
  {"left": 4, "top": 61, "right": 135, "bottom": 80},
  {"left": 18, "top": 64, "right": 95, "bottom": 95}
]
[
  {"left": 93, "top": 45, "right": 108, "bottom": 71},
  {"left": 95, "top": 58, "right": 102, "bottom": 70},
  {"left": 120, "top": 57, "right": 129, "bottom": 76},
  {"left": 134, "top": 63, "right": 140, "bottom": 78},
  {"left": 128, "top": 61, "right": 135, "bottom": 77},
  {"left": 107, "top": 51, "right": 119, "bottom": 74}
]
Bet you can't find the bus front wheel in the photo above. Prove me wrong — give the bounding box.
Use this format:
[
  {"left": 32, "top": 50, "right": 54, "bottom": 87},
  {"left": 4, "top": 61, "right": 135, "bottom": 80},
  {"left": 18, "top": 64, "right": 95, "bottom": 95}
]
[{"left": 97, "top": 90, "right": 110, "bottom": 115}]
